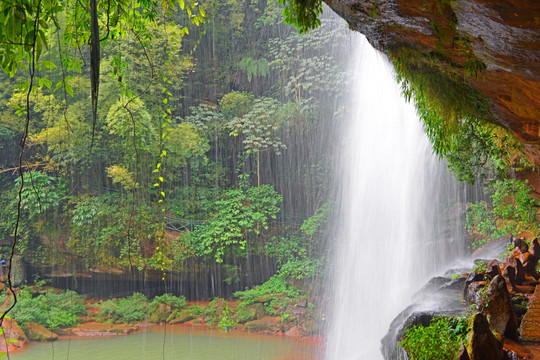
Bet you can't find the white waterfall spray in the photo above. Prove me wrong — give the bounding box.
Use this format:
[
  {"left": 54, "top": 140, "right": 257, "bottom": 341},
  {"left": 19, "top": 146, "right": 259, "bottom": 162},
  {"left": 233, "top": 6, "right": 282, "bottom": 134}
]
[{"left": 325, "top": 33, "right": 467, "bottom": 359}]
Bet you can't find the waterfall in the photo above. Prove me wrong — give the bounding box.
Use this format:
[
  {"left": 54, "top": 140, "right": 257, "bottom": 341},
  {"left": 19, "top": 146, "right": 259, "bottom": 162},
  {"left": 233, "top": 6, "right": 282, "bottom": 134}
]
[{"left": 325, "top": 33, "right": 467, "bottom": 359}]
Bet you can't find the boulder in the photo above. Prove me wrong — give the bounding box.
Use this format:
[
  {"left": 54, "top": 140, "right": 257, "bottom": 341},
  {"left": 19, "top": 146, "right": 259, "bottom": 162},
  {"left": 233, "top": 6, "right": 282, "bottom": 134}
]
[
  {"left": 503, "top": 264, "right": 536, "bottom": 294},
  {"left": 530, "top": 238, "right": 540, "bottom": 259},
  {"left": 466, "top": 281, "right": 487, "bottom": 305},
  {"left": 513, "top": 303, "right": 528, "bottom": 323},
  {"left": 169, "top": 310, "right": 195, "bottom": 324},
  {"left": 440, "top": 275, "right": 467, "bottom": 291},
  {"left": 521, "top": 252, "right": 539, "bottom": 280},
  {"left": 25, "top": 321, "right": 58, "bottom": 341},
  {"left": 520, "top": 285, "right": 540, "bottom": 342},
  {"left": 483, "top": 275, "right": 519, "bottom": 341},
  {"left": 457, "top": 345, "right": 471, "bottom": 360},
  {"left": 382, "top": 307, "right": 467, "bottom": 358},
  {"left": 506, "top": 257, "right": 526, "bottom": 285},
  {"left": 503, "top": 265, "right": 518, "bottom": 292},
  {"left": 487, "top": 259, "right": 501, "bottom": 279},
  {"left": 302, "top": 318, "right": 319, "bottom": 335},
  {"left": 464, "top": 272, "right": 487, "bottom": 300},
  {"left": 0, "top": 318, "right": 27, "bottom": 353},
  {"left": 285, "top": 325, "right": 304, "bottom": 337},
  {"left": 469, "top": 313, "right": 504, "bottom": 360},
  {"left": 235, "top": 303, "right": 265, "bottom": 324},
  {"left": 150, "top": 303, "right": 171, "bottom": 324},
  {"left": 67, "top": 323, "right": 138, "bottom": 336},
  {"left": 244, "top": 316, "right": 282, "bottom": 332},
  {"left": 503, "top": 339, "right": 537, "bottom": 360},
  {"left": 513, "top": 237, "right": 529, "bottom": 253}
]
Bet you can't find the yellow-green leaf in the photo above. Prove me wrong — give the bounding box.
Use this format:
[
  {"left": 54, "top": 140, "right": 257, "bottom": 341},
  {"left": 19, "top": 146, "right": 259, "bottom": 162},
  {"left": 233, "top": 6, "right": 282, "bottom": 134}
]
[
  {"left": 65, "top": 83, "right": 74, "bottom": 97},
  {"left": 41, "top": 60, "right": 56, "bottom": 69}
]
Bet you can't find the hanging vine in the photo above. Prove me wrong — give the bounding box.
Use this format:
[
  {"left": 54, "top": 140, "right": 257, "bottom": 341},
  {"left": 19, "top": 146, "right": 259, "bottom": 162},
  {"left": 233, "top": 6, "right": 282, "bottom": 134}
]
[{"left": 0, "top": 0, "right": 207, "bottom": 327}]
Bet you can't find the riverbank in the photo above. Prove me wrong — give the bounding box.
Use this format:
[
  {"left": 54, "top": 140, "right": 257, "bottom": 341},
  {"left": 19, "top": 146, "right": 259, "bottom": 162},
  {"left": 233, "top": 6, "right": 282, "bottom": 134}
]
[
  {"left": 9, "top": 323, "right": 322, "bottom": 360},
  {"left": 0, "top": 286, "right": 324, "bottom": 356}
]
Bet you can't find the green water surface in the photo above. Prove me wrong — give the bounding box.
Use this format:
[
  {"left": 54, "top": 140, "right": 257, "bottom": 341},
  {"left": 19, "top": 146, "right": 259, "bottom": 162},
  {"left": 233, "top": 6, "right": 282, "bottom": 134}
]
[{"left": 10, "top": 326, "right": 318, "bottom": 360}]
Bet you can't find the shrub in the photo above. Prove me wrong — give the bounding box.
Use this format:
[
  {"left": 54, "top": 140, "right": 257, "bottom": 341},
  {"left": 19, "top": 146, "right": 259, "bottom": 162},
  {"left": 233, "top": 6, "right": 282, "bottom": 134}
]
[
  {"left": 218, "top": 304, "right": 236, "bottom": 331},
  {"left": 466, "top": 179, "right": 540, "bottom": 248},
  {"left": 400, "top": 316, "right": 469, "bottom": 360},
  {"left": 99, "top": 292, "right": 148, "bottom": 323},
  {"left": 150, "top": 294, "right": 186, "bottom": 309},
  {"left": 234, "top": 273, "right": 303, "bottom": 316},
  {"left": 10, "top": 288, "right": 85, "bottom": 329}
]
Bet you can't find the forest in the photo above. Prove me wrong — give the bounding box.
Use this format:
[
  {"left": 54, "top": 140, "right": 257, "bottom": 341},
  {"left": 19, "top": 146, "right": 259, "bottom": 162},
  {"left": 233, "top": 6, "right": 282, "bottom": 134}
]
[{"left": 0, "top": 0, "right": 349, "bottom": 294}]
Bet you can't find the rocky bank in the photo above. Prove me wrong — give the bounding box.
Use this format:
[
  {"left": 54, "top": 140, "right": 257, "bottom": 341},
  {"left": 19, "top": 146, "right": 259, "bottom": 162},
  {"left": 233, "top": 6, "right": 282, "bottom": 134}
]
[{"left": 384, "top": 234, "right": 540, "bottom": 359}]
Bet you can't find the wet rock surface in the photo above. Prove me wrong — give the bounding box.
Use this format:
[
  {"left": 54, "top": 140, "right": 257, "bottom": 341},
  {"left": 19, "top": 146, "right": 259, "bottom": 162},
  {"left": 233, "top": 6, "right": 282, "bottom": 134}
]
[
  {"left": 0, "top": 318, "right": 27, "bottom": 353},
  {"left": 383, "top": 235, "right": 540, "bottom": 359},
  {"left": 470, "top": 313, "right": 504, "bottom": 360},
  {"left": 26, "top": 321, "right": 58, "bottom": 341},
  {"left": 323, "top": 0, "right": 540, "bottom": 165},
  {"left": 483, "top": 275, "right": 519, "bottom": 341},
  {"left": 58, "top": 323, "right": 139, "bottom": 336},
  {"left": 381, "top": 276, "right": 468, "bottom": 359},
  {"left": 520, "top": 285, "right": 540, "bottom": 342},
  {"left": 244, "top": 316, "right": 282, "bottom": 332}
]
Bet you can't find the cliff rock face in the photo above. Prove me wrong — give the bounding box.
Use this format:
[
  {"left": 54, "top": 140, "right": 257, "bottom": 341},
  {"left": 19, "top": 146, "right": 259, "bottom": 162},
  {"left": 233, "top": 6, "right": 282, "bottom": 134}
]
[{"left": 324, "top": 0, "right": 540, "bottom": 162}]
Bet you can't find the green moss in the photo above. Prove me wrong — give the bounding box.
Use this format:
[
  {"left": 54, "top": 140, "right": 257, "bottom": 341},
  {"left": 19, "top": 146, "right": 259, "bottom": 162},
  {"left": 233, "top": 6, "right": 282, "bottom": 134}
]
[{"left": 389, "top": 46, "right": 529, "bottom": 183}]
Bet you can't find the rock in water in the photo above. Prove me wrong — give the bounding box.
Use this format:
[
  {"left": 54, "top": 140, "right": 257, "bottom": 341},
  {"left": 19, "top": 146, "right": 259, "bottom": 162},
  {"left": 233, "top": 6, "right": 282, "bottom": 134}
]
[
  {"left": 483, "top": 275, "right": 519, "bottom": 341},
  {"left": 244, "top": 316, "right": 282, "bottom": 332},
  {"left": 0, "top": 318, "right": 27, "bottom": 353},
  {"left": 26, "top": 322, "right": 58, "bottom": 341},
  {"left": 470, "top": 313, "right": 503, "bottom": 360}
]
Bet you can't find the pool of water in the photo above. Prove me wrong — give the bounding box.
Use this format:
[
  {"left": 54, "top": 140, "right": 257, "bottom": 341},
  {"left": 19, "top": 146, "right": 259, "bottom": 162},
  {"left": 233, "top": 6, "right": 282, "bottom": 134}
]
[{"left": 11, "top": 325, "right": 319, "bottom": 360}]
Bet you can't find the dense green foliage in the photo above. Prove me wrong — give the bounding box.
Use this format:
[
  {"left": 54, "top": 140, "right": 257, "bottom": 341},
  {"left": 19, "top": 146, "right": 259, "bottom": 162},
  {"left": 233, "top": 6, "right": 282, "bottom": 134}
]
[
  {"left": 8, "top": 287, "right": 85, "bottom": 329},
  {"left": 390, "top": 48, "right": 530, "bottom": 185},
  {"left": 150, "top": 293, "right": 187, "bottom": 309},
  {"left": 400, "top": 316, "right": 470, "bottom": 360},
  {"left": 391, "top": 37, "right": 538, "bottom": 252},
  {"left": 98, "top": 292, "right": 149, "bottom": 323},
  {"left": 191, "top": 182, "right": 282, "bottom": 262},
  {"left": 97, "top": 293, "right": 186, "bottom": 324},
  {"left": 0, "top": 0, "right": 345, "bottom": 303},
  {"left": 466, "top": 179, "right": 540, "bottom": 248},
  {"left": 278, "top": 0, "right": 323, "bottom": 33}
]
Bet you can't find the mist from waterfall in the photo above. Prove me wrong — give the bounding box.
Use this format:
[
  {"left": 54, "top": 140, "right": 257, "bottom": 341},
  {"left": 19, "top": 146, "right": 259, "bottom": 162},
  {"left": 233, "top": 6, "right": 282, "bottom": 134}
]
[{"left": 325, "top": 33, "right": 470, "bottom": 359}]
